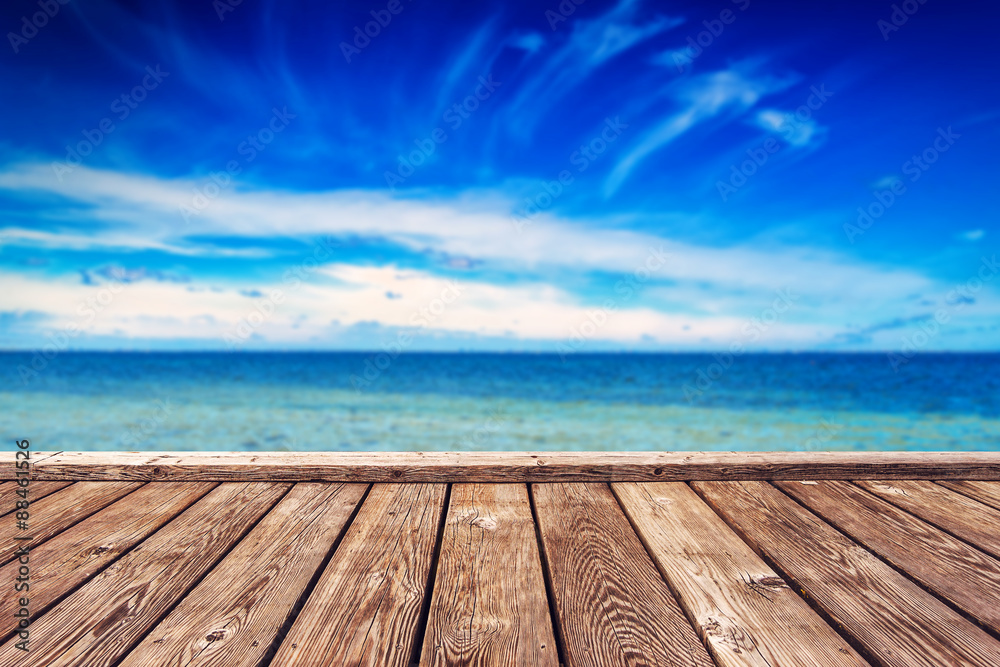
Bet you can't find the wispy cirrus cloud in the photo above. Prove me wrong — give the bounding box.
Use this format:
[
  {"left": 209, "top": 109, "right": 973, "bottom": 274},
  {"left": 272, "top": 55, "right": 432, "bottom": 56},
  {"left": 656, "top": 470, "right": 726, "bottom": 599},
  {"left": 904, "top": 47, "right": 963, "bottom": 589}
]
[
  {"left": 0, "top": 162, "right": 935, "bottom": 303},
  {"left": 0, "top": 263, "right": 836, "bottom": 349},
  {"left": 501, "top": 0, "right": 685, "bottom": 139},
  {"left": 603, "top": 61, "right": 798, "bottom": 195},
  {"left": 3, "top": 160, "right": 984, "bottom": 353},
  {"left": 755, "top": 109, "right": 825, "bottom": 147},
  {"left": 1, "top": 0, "right": 997, "bottom": 352}
]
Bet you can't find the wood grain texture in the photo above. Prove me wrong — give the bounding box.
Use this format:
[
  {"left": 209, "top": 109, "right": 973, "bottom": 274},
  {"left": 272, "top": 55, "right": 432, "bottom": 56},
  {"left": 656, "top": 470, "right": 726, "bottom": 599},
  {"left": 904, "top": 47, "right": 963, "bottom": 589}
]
[
  {"left": 0, "top": 481, "right": 73, "bottom": 517},
  {"left": 694, "top": 480, "right": 1000, "bottom": 667},
  {"left": 533, "top": 483, "right": 713, "bottom": 667},
  {"left": 857, "top": 480, "right": 1000, "bottom": 559},
  {"left": 7, "top": 451, "right": 1000, "bottom": 481},
  {"left": 0, "top": 481, "right": 215, "bottom": 640},
  {"left": 0, "top": 481, "right": 143, "bottom": 565},
  {"left": 613, "top": 482, "right": 865, "bottom": 667},
  {"left": 938, "top": 480, "right": 1000, "bottom": 511},
  {"left": 0, "top": 482, "right": 290, "bottom": 667},
  {"left": 270, "top": 483, "right": 446, "bottom": 667},
  {"left": 778, "top": 479, "right": 1000, "bottom": 635},
  {"left": 420, "top": 484, "right": 556, "bottom": 667},
  {"left": 121, "top": 483, "right": 367, "bottom": 667}
]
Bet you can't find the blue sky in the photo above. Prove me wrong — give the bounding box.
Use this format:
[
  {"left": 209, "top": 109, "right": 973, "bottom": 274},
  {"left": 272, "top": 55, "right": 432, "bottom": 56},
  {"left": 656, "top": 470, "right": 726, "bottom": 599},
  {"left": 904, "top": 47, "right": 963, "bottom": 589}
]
[{"left": 1, "top": 0, "right": 998, "bottom": 351}]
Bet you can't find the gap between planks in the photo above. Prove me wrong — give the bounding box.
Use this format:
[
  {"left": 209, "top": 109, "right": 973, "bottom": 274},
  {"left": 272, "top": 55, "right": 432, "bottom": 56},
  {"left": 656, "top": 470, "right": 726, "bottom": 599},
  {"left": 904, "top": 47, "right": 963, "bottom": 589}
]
[{"left": 11, "top": 479, "right": 1000, "bottom": 667}]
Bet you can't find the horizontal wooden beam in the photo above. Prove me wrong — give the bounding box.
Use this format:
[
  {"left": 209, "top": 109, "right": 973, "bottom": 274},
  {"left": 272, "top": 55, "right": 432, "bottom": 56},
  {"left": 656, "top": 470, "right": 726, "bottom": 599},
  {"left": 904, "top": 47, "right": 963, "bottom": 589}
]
[{"left": 5, "top": 451, "right": 1000, "bottom": 482}]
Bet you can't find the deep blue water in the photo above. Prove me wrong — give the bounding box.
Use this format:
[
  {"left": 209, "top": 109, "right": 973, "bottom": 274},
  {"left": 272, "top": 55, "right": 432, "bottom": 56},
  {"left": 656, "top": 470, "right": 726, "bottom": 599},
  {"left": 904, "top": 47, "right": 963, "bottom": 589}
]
[{"left": 3, "top": 352, "right": 998, "bottom": 451}]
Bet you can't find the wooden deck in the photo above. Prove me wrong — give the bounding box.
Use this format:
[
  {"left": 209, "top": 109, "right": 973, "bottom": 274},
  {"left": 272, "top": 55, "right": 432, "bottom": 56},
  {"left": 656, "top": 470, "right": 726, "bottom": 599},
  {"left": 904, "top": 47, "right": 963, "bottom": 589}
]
[{"left": 3, "top": 453, "right": 1000, "bottom": 666}]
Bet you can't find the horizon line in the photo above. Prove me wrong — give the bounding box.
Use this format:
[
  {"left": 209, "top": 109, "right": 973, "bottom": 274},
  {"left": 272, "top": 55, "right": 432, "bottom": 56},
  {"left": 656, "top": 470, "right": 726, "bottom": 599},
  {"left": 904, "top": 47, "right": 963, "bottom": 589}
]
[{"left": 2, "top": 349, "right": 998, "bottom": 355}]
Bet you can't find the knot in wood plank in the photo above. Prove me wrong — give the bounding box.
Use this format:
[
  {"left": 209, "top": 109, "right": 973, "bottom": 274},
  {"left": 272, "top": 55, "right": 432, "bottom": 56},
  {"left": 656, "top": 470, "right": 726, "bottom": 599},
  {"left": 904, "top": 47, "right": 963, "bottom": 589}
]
[{"left": 471, "top": 516, "right": 497, "bottom": 531}]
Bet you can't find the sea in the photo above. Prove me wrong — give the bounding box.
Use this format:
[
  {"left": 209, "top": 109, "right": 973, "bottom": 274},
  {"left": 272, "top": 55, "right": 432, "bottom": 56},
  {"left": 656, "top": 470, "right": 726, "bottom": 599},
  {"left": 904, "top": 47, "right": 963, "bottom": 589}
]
[{"left": 2, "top": 352, "right": 998, "bottom": 452}]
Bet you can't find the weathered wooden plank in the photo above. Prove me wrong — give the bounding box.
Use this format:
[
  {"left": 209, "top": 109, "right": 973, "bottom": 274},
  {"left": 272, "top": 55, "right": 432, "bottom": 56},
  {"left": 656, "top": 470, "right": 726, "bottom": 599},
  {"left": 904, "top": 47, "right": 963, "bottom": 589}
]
[
  {"left": 533, "top": 483, "right": 713, "bottom": 667},
  {"left": 694, "top": 480, "right": 1000, "bottom": 667},
  {"left": 937, "top": 480, "right": 1000, "bottom": 512},
  {"left": 420, "top": 484, "right": 556, "bottom": 667},
  {"left": 613, "top": 482, "right": 865, "bottom": 667},
  {"left": 0, "top": 481, "right": 215, "bottom": 640},
  {"left": 857, "top": 480, "right": 1000, "bottom": 560},
  {"left": 0, "top": 481, "right": 73, "bottom": 517},
  {"left": 8, "top": 451, "right": 1000, "bottom": 481},
  {"left": 779, "top": 479, "right": 1000, "bottom": 634},
  {"left": 121, "top": 482, "right": 367, "bottom": 667},
  {"left": 0, "top": 482, "right": 143, "bottom": 565},
  {"left": 0, "top": 482, "right": 289, "bottom": 667},
  {"left": 270, "top": 483, "right": 446, "bottom": 667}
]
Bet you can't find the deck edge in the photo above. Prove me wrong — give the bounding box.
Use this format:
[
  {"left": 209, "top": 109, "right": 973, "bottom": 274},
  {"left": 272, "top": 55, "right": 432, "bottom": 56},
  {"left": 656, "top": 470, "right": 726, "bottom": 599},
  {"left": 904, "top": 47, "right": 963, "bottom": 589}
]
[{"left": 6, "top": 451, "right": 1000, "bottom": 482}]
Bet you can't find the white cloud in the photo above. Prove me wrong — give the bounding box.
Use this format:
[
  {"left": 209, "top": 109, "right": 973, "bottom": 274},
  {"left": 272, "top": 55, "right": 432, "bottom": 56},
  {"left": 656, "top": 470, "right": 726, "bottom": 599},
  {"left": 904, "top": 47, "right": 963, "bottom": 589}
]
[
  {"left": 510, "top": 32, "right": 544, "bottom": 53},
  {"left": 650, "top": 49, "right": 691, "bottom": 69},
  {"left": 3, "top": 162, "right": 979, "bottom": 348},
  {"left": 7, "top": 258, "right": 994, "bottom": 350},
  {"left": 755, "top": 109, "right": 823, "bottom": 147},
  {"left": 0, "top": 266, "right": 834, "bottom": 347},
  {"left": 871, "top": 174, "right": 904, "bottom": 190},
  {"left": 583, "top": 11, "right": 683, "bottom": 68},
  {"left": 960, "top": 229, "right": 985, "bottom": 242},
  {"left": 0, "top": 162, "right": 933, "bottom": 304},
  {"left": 502, "top": 0, "right": 684, "bottom": 136},
  {"left": 603, "top": 63, "right": 797, "bottom": 195}
]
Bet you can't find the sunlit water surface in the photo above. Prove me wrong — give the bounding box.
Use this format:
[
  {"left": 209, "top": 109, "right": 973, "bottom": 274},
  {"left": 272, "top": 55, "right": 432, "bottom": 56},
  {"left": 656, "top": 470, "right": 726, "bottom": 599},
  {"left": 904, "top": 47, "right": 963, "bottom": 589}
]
[{"left": 3, "top": 352, "right": 997, "bottom": 451}]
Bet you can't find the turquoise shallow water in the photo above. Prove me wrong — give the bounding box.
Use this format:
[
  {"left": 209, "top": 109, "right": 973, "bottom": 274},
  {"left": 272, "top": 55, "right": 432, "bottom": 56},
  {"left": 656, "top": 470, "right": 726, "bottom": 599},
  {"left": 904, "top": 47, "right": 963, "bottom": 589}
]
[{"left": 2, "top": 352, "right": 998, "bottom": 451}]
